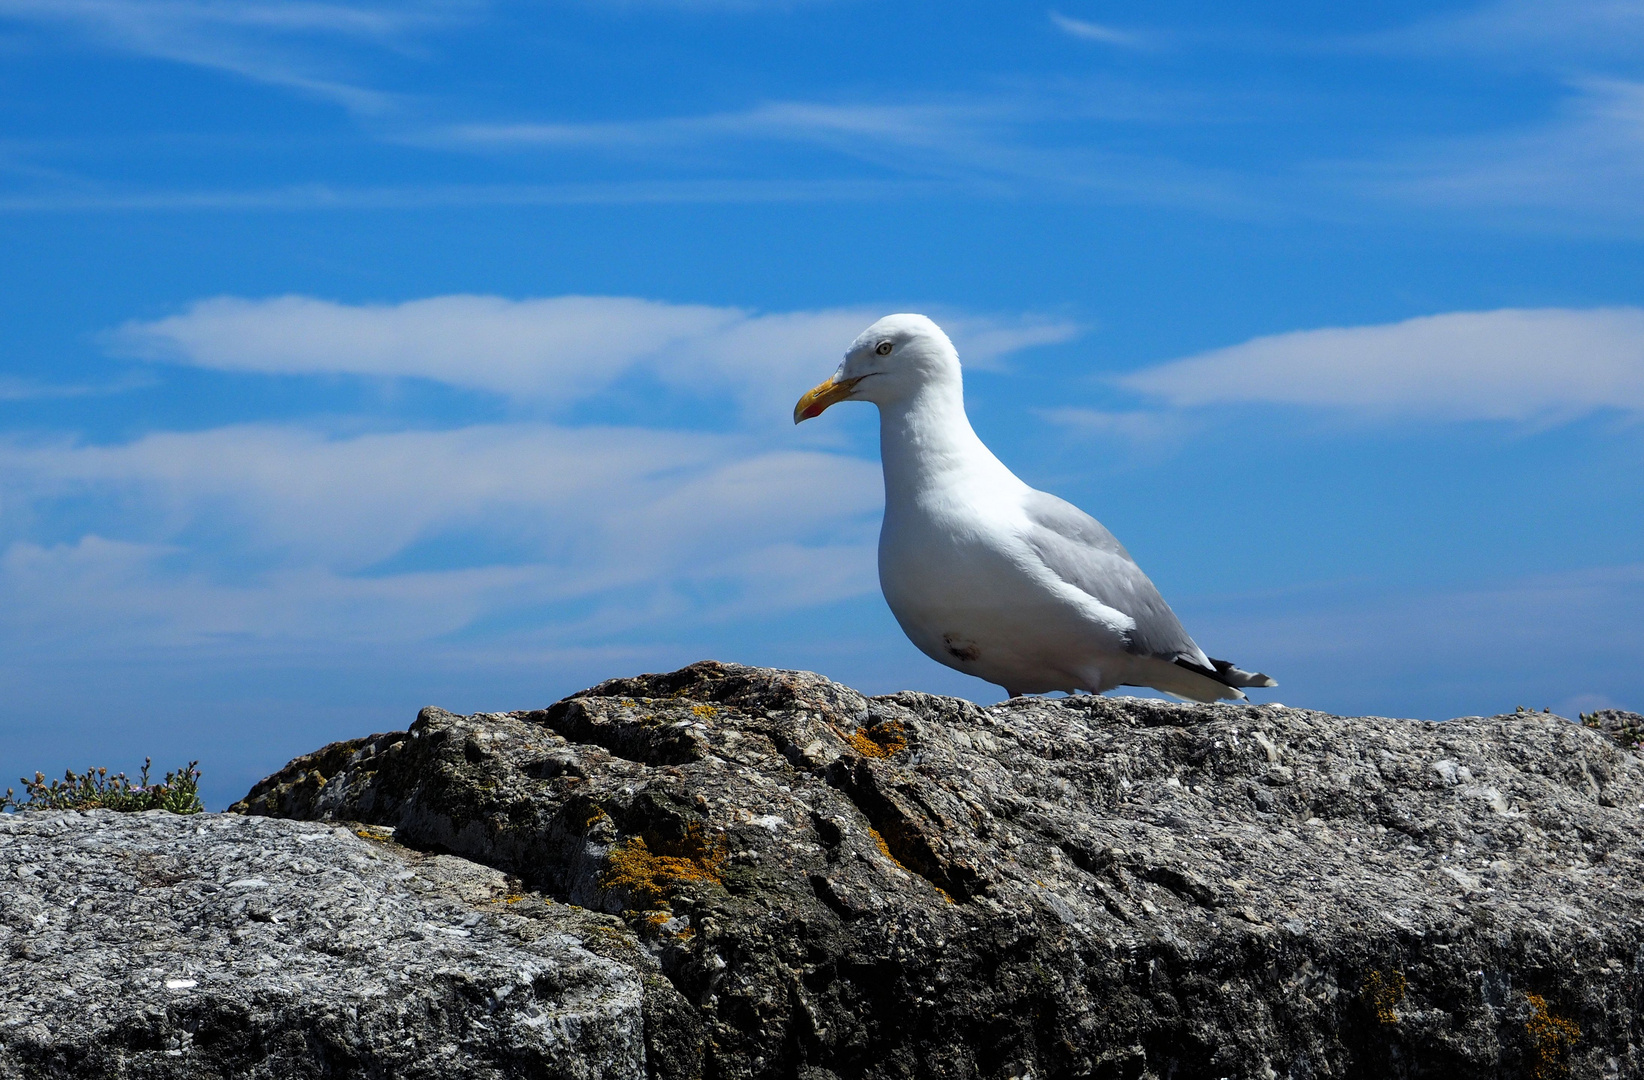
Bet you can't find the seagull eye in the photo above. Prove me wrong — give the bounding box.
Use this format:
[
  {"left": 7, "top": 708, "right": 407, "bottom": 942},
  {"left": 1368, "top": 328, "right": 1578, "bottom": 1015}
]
[{"left": 875, "top": 341, "right": 893, "bottom": 356}]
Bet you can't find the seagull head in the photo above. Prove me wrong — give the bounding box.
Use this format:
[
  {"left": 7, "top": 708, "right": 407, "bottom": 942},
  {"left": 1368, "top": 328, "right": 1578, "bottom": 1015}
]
[{"left": 793, "top": 313, "right": 960, "bottom": 423}]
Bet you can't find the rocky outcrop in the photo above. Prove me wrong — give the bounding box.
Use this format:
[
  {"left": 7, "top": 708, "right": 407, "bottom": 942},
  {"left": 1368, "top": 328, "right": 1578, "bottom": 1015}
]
[
  {"left": 0, "top": 810, "right": 648, "bottom": 1079},
  {"left": 5, "top": 664, "right": 1641, "bottom": 1079},
  {"left": 220, "top": 662, "right": 1644, "bottom": 1080}
]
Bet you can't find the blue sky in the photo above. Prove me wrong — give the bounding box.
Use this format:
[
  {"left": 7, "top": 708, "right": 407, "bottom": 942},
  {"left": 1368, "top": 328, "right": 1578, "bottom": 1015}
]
[{"left": 1, "top": 0, "right": 1641, "bottom": 808}]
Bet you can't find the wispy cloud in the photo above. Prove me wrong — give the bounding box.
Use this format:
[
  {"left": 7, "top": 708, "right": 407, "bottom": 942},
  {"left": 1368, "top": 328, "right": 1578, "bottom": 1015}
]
[
  {"left": 1316, "top": 1, "right": 1644, "bottom": 229},
  {"left": 0, "top": 373, "right": 155, "bottom": 401},
  {"left": 1362, "top": 0, "right": 1644, "bottom": 65},
  {"left": 0, "top": 422, "right": 882, "bottom": 656},
  {"left": 1048, "top": 11, "right": 1152, "bottom": 50},
  {"left": 115, "top": 294, "right": 746, "bottom": 398},
  {"left": 1035, "top": 406, "right": 1182, "bottom": 445},
  {"left": 1192, "top": 561, "right": 1644, "bottom": 719},
  {"left": 113, "top": 293, "right": 1078, "bottom": 423},
  {"left": 1355, "top": 79, "right": 1644, "bottom": 229},
  {"left": 0, "top": 0, "right": 468, "bottom": 112},
  {"left": 1120, "top": 307, "right": 1644, "bottom": 422},
  {"left": 0, "top": 177, "right": 930, "bottom": 213},
  {"left": 431, "top": 94, "right": 1262, "bottom": 212},
  {"left": 442, "top": 101, "right": 976, "bottom": 152}
]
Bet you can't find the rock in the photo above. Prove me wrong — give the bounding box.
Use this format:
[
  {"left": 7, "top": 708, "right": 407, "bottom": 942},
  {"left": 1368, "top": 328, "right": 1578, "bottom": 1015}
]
[
  {"left": 0, "top": 810, "right": 646, "bottom": 1079},
  {"left": 12, "top": 664, "right": 1641, "bottom": 1079},
  {"left": 1580, "top": 709, "right": 1644, "bottom": 755},
  {"left": 225, "top": 661, "right": 1644, "bottom": 1080}
]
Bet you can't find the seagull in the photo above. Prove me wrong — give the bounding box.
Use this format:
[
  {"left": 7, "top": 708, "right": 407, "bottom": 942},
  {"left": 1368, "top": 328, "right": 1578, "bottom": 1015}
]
[{"left": 793, "top": 313, "right": 1276, "bottom": 703}]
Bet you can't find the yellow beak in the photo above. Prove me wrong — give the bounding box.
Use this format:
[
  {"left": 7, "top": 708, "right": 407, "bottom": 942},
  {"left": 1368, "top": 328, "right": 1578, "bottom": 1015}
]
[{"left": 793, "top": 376, "right": 863, "bottom": 424}]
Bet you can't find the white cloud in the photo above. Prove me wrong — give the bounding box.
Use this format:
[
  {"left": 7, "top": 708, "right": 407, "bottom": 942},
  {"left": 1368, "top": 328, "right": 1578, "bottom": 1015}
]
[
  {"left": 0, "top": 422, "right": 883, "bottom": 655},
  {"left": 113, "top": 294, "right": 1078, "bottom": 422},
  {"left": 0, "top": 0, "right": 463, "bottom": 112},
  {"left": 1048, "top": 11, "right": 1151, "bottom": 49},
  {"left": 1120, "top": 307, "right": 1644, "bottom": 421},
  {"left": 942, "top": 316, "right": 1082, "bottom": 368},
  {"left": 442, "top": 101, "right": 975, "bottom": 152},
  {"left": 115, "top": 294, "right": 743, "bottom": 398}
]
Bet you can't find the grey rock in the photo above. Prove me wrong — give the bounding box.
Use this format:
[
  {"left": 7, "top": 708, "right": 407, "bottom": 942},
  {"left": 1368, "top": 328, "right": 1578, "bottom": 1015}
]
[
  {"left": 0, "top": 810, "right": 646, "bottom": 1079},
  {"left": 228, "top": 661, "right": 1644, "bottom": 1080}
]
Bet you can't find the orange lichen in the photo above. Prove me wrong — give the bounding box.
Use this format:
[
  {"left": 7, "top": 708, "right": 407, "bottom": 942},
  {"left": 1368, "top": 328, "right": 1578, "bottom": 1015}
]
[
  {"left": 1364, "top": 970, "right": 1406, "bottom": 1024},
  {"left": 868, "top": 825, "right": 954, "bottom": 902},
  {"left": 846, "top": 721, "right": 908, "bottom": 759},
  {"left": 691, "top": 703, "right": 718, "bottom": 719},
  {"left": 600, "top": 823, "right": 725, "bottom": 908},
  {"left": 868, "top": 826, "right": 896, "bottom": 863},
  {"left": 1525, "top": 993, "right": 1580, "bottom": 1079},
  {"left": 584, "top": 806, "right": 608, "bottom": 829}
]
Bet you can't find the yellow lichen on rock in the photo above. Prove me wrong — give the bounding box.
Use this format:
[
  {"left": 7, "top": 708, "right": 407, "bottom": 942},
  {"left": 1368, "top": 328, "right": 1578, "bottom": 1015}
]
[
  {"left": 1364, "top": 970, "right": 1406, "bottom": 1024},
  {"left": 1525, "top": 993, "right": 1580, "bottom": 1079},
  {"left": 845, "top": 720, "right": 907, "bottom": 759},
  {"left": 600, "top": 823, "right": 725, "bottom": 908},
  {"left": 868, "top": 826, "right": 897, "bottom": 864},
  {"left": 869, "top": 824, "right": 954, "bottom": 902}
]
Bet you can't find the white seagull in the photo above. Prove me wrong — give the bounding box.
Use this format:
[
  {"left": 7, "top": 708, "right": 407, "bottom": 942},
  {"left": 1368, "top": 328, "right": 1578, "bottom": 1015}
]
[{"left": 794, "top": 313, "right": 1275, "bottom": 703}]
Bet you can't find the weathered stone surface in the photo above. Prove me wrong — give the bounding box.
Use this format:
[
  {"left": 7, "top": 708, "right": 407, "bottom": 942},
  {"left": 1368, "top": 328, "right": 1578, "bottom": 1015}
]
[
  {"left": 229, "top": 662, "right": 1644, "bottom": 1080},
  {"left": 0, "top": 810, "right": 646, "bottom": 1079}
]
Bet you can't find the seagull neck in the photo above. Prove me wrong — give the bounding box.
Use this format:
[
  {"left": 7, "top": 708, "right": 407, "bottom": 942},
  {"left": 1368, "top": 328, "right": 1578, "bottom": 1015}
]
[{"left": 878, "top": 381, "right": 1010, "bottom": 501}]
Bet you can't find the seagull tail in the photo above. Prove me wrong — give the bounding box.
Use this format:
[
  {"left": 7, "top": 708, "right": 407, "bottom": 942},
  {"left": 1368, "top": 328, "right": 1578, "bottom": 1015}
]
[
  {"left": 1205, "top": 657, "right": 1278, "bottom": 690},
  {"left": 1157, "top": 655, "right": 1277, "bottom": 703}
]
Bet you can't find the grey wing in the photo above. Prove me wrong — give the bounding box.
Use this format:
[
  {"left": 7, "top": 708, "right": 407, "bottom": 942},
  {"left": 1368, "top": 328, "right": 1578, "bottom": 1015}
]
[{"left": 1020, "top": 489, "right": 1209, "bottom": 666}]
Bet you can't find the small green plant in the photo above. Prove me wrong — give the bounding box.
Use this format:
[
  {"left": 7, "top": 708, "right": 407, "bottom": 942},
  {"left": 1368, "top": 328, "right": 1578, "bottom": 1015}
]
[
  {"left": 1581, "top": 711, "right": 1642, "bottom": 751},
  {"left": 3, "top": 759, "right": 203, "bottom": 815}
]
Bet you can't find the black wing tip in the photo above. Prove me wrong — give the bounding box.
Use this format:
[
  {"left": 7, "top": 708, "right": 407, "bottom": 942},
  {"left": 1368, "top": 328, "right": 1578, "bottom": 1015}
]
[{"left": 1178, "top": 656, "right": 1278, "bottom": 690}]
